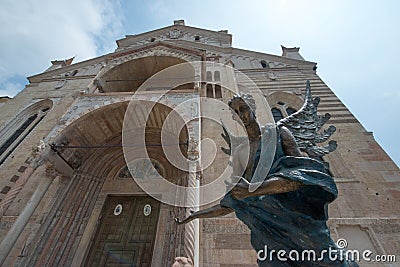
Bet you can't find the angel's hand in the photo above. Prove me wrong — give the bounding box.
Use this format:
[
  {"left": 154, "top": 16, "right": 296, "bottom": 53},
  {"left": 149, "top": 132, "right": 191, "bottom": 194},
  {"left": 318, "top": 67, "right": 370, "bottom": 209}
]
[{"left": 175, "top": 205, "right": 233, "bottom": 224}]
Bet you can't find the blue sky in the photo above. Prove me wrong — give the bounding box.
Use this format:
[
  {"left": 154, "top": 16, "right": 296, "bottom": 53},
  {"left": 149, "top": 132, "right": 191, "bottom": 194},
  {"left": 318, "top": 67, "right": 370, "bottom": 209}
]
[{"left": 0, "top": 0, "right": 399, "bottom": 166}]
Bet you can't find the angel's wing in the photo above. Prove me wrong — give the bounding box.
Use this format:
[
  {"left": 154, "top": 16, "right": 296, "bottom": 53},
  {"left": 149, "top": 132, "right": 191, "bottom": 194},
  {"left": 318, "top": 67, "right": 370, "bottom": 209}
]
[{"left": 277, "top": 80, "right": 337, "bottom": 157}]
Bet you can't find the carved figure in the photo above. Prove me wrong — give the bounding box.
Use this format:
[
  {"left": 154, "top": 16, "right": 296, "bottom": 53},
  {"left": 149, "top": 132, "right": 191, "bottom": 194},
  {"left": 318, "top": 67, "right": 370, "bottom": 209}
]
[
  {"left": 177, "top": 81, "right": 358, "bottom": 266},
  {"left": 171, "top": 257, "right": 193, "bottom": 267}
]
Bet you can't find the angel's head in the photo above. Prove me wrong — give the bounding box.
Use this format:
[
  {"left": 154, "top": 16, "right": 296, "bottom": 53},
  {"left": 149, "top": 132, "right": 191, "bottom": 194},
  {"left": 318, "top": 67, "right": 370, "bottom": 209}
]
[{"left": 228, "top": 93, "right": 257, "bottom": 126}]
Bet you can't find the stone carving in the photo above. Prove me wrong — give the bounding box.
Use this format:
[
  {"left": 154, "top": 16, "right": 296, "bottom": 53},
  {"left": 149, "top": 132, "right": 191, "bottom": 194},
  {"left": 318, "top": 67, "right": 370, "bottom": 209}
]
[
  {"left": 29, "top": 139, "right": 47, "bottom": 167},
  {"left": 176, "top": 81, "right": 358, "bottom": 266},
  {"left": 202, "top": 222, "right": 250, "bottom": 234},
  {"left": 128, "top": 159, "right": 164, "bottom": 179},
  {"left": 68, "top": 150, "right": 82, "bottom": 169},
  {"left": 267, "top": 71, "right": 277, "bottom": 80},
  {"left": 31, "top": 140, "right": 46, "bottom": 157},
  {"left": 117, "top": 166, "right": 132, "bottom": 178},
  {"left": 172, "top": 257, "right": 193, "bottom": 267},
  {"left": 45, "top": 164, "right": 59, "bottom": 178},
  {"left": 188, "top": 136, "right": 199, "bottom": 157},
  {"left": 169, "top": 29, "right": 182, "bottom": 39}
]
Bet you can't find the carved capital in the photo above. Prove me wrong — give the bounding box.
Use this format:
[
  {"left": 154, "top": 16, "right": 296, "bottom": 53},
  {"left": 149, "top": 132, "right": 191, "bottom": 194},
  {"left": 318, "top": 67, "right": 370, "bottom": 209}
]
[
  {"left": 187, "top": 137, "right": 199, "bottom": 160},
  {"left": 45, "top": 163, "right": 60, "bottom": 179}
]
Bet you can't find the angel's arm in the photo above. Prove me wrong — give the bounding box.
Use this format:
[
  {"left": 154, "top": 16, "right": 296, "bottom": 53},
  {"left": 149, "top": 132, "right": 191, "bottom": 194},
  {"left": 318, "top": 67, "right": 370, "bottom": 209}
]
[
  {"left": 229, "top": 176, "right": 302, "bottom": 199},
  {"left": 175, "top": 205, "right": 233, "bottom": 225},
  {"left": 175, "top": 177, "right": 302, "bottom": 225},
  {"left": 176, "top": 126, "right": 303, "bottom": 224}
]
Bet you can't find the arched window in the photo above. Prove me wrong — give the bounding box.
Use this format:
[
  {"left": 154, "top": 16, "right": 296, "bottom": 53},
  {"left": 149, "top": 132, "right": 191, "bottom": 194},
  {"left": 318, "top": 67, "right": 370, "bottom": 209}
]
[
  {"left": 271, "top": 108, "right": 283, "bottom": 122},
  {"left": 214, "top": 71, "right": 221, "bottom": 82},
  {"left": 0, "top": 99, "right": 53, "bottom": 165},
  {"left": 267, "top": 92, "right": 303, "bottom": 122},
  {"left": 206, "top": 71, "right": 212, "bottom": 81},
  {"left": 215, "top": 84, "right": 222, "bottom": 99},
  {"left": 206, "top": 84, "right": 214, "bottom": 98},
  {"left": 261, "top": 60, "right": 268, "bottom": 68}
]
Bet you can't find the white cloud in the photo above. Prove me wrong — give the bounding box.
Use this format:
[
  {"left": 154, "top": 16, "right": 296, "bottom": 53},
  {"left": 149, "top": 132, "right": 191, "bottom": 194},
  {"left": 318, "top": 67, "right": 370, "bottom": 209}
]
[
  {"left": 0, "top": 0, "right": 123, "bottom": 97},
  {"left": 0, "top": 0, "right": 398, "bottom": 165},
  {"left": 0, "top": 80, "right": 24, "bottom": 98}
]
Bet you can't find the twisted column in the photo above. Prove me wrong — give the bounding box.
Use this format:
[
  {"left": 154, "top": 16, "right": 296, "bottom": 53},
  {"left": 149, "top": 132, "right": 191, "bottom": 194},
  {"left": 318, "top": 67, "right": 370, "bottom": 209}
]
[
  {"left": 184, "top": 160, "right": 197, "bottom": 262},
  {"left": 183, "top": 137, "right": 200, "bottom": 265}
]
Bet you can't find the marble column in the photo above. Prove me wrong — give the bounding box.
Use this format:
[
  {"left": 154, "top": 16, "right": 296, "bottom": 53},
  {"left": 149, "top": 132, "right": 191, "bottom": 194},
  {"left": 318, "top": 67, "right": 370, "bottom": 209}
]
[
  {"left": 184, "top": 143, "right": 200, "bottom": 265},
  {"left": 0, "top": 163, "right": 59, "bottom": 266}
]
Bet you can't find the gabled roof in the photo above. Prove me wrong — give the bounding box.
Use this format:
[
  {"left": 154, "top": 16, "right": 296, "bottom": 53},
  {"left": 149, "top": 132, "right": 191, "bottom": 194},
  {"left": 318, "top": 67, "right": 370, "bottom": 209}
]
[
  {"left": 116, "top": 20, "right": 232, "bottom": 49},
  {"left": 28, "top": 21, "right": 316, "bottom": 83},
  {"left": 27, "top": 41, "right": 206, "bottom": 83}
]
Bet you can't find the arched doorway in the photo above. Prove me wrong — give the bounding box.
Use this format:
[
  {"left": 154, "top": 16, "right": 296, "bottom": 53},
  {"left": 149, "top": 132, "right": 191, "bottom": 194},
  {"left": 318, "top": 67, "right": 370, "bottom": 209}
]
[{"left": 18, "top": 101, "right": 189, "bottom": 266}]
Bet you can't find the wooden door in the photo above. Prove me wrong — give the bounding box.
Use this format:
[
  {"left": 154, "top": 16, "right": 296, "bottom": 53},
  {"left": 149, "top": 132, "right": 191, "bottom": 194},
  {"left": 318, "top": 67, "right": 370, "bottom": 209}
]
[{"left": 85, "top": 196, "right": 160, "bottom": 266}]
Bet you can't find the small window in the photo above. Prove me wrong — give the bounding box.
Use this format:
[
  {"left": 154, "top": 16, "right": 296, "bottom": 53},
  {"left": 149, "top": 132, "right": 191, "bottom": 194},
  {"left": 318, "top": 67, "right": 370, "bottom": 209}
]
[
  {"left": 1, "top": 186, "right": 11, "bottom": 194},
  {"left": 69, "top": 70, "right": 78, "bottom": 76},
  {"left": 10, "top": 175, "right": 19, "bottom": 182},
  {"left": 194, "top": 35, "right": 200, "bottom": 41},
  {"left": 64, "top": 70, "right": 78, "bottom": 77},
  {"left": 206, "top": 84, "right": 214, "bottom": 98},
  {"left": 261, "top": 60, "right": 268, "bottom": 68},
  {"left": 277, "top": 101, "right": 285, "bottom": 106},
  {"left": 215, "top": 84, "right": 222, "bottom": 99},
  {"left": 206, "top": 71, "right": 212, "bottom": 81},
  {"left": 271, "top": 108, "right": 283, "bottom": 122},
  {"left": 214, "top": 71, "right": 221, "bottom": 82},
  {"left": 150, "top": 37, "right": 156, "bottom": 42}
]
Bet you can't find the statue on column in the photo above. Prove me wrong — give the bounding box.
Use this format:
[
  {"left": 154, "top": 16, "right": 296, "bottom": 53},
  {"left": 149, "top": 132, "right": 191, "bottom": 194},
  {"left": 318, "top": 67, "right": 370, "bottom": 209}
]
[{"left": 176, "top": 81, "right": 358, "bottom": 266}]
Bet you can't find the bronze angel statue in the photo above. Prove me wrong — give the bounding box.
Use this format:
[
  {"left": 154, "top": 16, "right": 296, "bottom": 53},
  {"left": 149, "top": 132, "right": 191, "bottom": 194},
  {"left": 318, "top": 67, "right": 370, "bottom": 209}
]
[{"left": 176, "top": 81, "right": 358, "bottom": 266}]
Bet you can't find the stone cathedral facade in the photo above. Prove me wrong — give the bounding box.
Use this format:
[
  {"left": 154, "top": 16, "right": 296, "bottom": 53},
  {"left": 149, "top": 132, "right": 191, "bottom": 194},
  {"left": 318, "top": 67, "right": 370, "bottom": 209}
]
[{"left": 0, "top": 20, "right": 398, "bottom": 266}]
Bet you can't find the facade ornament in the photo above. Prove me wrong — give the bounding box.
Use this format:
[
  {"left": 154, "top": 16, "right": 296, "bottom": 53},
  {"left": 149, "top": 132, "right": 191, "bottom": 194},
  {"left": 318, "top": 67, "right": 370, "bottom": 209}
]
[
  {"left": 45, "top": 163, "right": 59, "bottom": 179},
  {"left": 69, "top": 150, "right": 83, "bottom": 169},
  {"left": 172, "top": 257, "right": 193, "bottom": 267},
  {"left": 187, "top": 136, "right": 199, "bottom": 160},
  {"left": 30, "top": 140, "right": 47, "bottom": 167},
  {"left": 169, "top": 29, "right": 182, "bottom": 39}
]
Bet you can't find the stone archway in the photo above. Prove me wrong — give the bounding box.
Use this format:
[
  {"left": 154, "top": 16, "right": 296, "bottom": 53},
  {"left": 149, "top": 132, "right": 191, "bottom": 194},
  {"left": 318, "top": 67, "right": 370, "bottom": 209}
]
[
  {"left": 98, "top": 56, "right": 189, "bottom": 93},
  {"left": 17, "top": 101, "right": 190, "bottom": 267}
]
